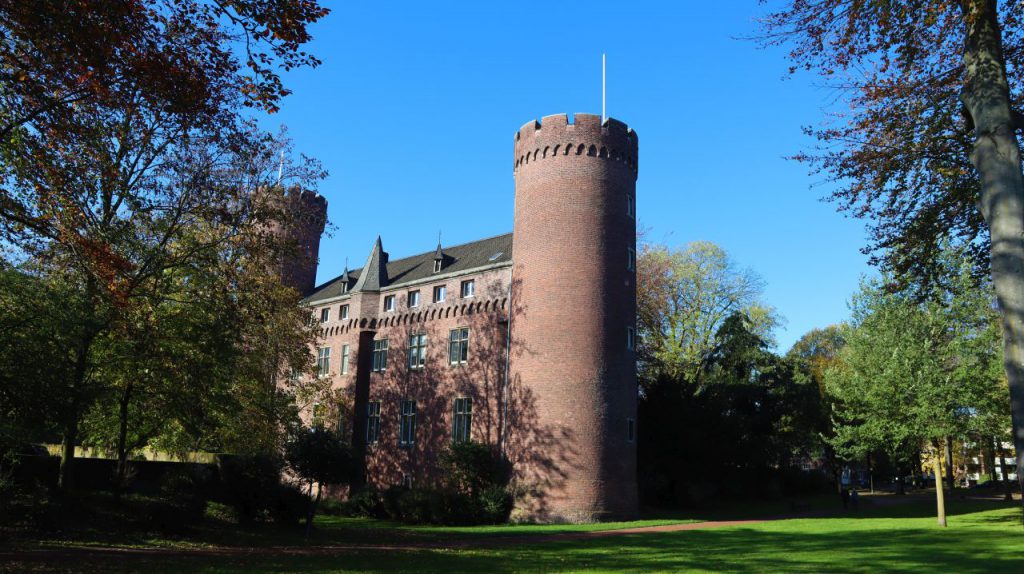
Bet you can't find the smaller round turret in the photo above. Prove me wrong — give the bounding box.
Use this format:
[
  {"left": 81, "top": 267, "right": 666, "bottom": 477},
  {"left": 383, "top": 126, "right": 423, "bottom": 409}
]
[{"left": 277, "top": 186, "right": 327, "bottom": 295}]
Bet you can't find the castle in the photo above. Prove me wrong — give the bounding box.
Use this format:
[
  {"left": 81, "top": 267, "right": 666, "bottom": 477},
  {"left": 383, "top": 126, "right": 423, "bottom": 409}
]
[{"left": 288, "top": 113, "right": 639, "bottom": 522}]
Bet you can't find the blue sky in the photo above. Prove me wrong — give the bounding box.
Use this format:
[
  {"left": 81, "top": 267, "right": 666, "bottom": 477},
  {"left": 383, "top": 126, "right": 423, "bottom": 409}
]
[{"left": 257, "top": 1, "right": 872, "bottom": 352}]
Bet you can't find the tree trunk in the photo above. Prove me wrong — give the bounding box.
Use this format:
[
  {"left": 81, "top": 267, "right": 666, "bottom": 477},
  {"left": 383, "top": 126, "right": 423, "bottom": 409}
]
[
  {"left": 933, "top": 441, "right": 948, "bottom": 528},
  {"left": 57, "top": 418, "right": 77, "bottom": 492},
  {"left": 115, "top": 380, "right": 134, "bottom": 493},
  {"left": 999, "top": 439, "right": 1013, "bottom": 501},
  {"left": 944, "top": 437, "right": 956, "bottom": 492},
  {"left": 305, "top": 480, "right": 322, "bottom": 539},
  {"left": 987, "top": 436, "right": 999, "bottom": 483},
  {"left": 895, "top": 462, "right": 906, "bottom": 495},
  {"left": 960, "top": 0, "right": 1024, "bottom": 518},
  {"left": 867, "top": 452, "right": 875, "bottom": 494}
]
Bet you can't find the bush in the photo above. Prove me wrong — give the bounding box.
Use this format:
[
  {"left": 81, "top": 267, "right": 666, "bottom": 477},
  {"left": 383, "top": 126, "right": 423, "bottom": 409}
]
[
  {"left": 204, "top": 500, "right": 237, "bottom": 523},
  {"left": 339, "top": 486, "right": 384, "bottom": 518},
  {"left": 159, "top": 467, "right": 207, "bottom": 519},
  {"left": 476, "top": 484, "right": 513, "bottom": 523},
  {"left": 269, "top": 482, "right": 309, "bottom": 526},
  {"left": 216, "top": 454, "right": 287, "bottom": 523},
  {"left": 439, "top": 442, "right": 508, "bottom": 495}
]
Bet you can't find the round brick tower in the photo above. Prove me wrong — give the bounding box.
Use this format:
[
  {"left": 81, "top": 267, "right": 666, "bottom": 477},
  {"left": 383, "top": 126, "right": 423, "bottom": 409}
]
[
  {"left": 510, "top": 113, "right": 638, "bottom": 521},
  {"left": 278, "top": 186, "right": 327, "bottom": 296}
]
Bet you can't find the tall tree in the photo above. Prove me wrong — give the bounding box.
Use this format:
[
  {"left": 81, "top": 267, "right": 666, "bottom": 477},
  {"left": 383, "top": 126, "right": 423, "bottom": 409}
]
[
  {"left": 825, "top": 258, "right": 1006, "bottom": 526},
  {"left": 637, "top": 240, "right": 777, "bottom": 386},
  {"left": 787, "top": 325, "right": 848, "bottom": 491},
  {"left": 0, "top": 1, "right": 327, "bottom": 489},
  {"left": 759, "top": 0, "right": 1024, "bottom": 500}
]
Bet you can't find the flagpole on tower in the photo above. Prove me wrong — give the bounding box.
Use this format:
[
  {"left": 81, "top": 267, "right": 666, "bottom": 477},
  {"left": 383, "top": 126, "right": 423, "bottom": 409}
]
[{"left": 602, "top": 53, "right": 606, "bottom": 123}]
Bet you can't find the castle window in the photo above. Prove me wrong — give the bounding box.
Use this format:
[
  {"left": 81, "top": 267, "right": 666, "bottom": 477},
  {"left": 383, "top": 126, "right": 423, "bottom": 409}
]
[
  {"left": 401, "top": 473, "right": 414, "bottom": 488},
  {"left": 384, "top": 295, "right": 396, "bottom": 312},
  {"left": 320, "top": 308, "right": 330, "bottom": 323},
  {"left": 341, "top": 344, "right": 350, "bottom": 375},
  {"left": 340, "top": 304, "right": 349, "bottom": 320},
  {"left": 341, "top": 282, "right": 348, "bottom": 294},
  {"left": 312, "top": 402, "right": 326, "bottom": 429},
  {"left": 316, "top": 346, "right": 331, "bottom": 377},
  {"left": 627, "top": 326, "right": 636, "bottom": 351},
  {"left": 366, "top": 400, "right": 381, "bottom": 444},
  {"left": 434, "top": 259, "right": 442, "bottom": 273},
  {"left": 627, "top": 247, "right": 636, "bottom": 272},
  {"left": 307, "top": 312, "right": 316, "bottom": 327},
  {"left": 408, "top": 290, "right": 420, "bottom": 308},
  {"left": 461, "top": 279, "right": 475, "bottom": 298},
  {"left": 372, "top": 338, "right": 388, "bottom": 372},
  {"left": 399, "top": 400, "right": 417, "bottom": 447},
  {"left": 433, "top": 285, "right": 446, "bottom": 303},
  {"left": 408, "top": 333, "right": 427, "bottom": 369},
  {"left": 449, "top": 328, "right": 469, "bottom": 365},
  {"left": 452, "top": 397, "right": 472, "bottom": 443},
  {"left": 627, "top": 418, "right": 635, "bottom": 442},
  {"left": 627, "top": 194, "right": 635, "bottom": 218}
]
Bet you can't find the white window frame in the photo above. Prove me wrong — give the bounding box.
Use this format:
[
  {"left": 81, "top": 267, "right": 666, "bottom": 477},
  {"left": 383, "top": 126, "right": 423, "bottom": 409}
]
[
  {"left": 452, "top": 397, "right": 472, "bottom": 443},
  {"left": 433, "top": 259, "right": 442, "bottom": 273},
  {"left": 384, "top": 294, "right": 396, "bottom": 312},
  {"left": 408, "top": 333, "right": 427, "bottom": 369},
  {"left": 340, "top": 304, "right": 349, "bottom": 320},
  {"left": 341, "top": 344, "right": 350, "bottom": 375},
  {"left": 366, "top": 400, "right": 381, "bottom": 444},
  {"left": 433, "top": 284, "right": 446, "bottom": 303},
  {"left": 316, "top": 346, "right": 331, "bottom": 377},
  {"left": 372, "top": 338, "right": 389, "bottom": 372},
  {"left": 461, "top": 279, "right": 475, "bottom": 298},
  {"left": 408, "top": 290, "right": 420, "bottom": 308},
  {"left": 399, "top": 399, "right": 417, "bottom": 447},
  {"left": 449, "top": 327, "right": 469, "bottom": 365},
  {"left": 320, "top": 308, "right": 330, "bottom": 323}
]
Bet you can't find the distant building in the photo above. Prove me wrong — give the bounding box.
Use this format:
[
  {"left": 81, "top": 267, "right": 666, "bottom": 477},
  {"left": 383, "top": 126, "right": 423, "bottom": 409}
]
[{"left": 286, "top": 114, "right": 639, "bottom": 522}]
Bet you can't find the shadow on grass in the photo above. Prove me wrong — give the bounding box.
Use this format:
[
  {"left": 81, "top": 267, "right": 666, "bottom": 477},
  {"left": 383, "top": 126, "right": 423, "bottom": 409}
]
[{"left": 92, "top": 508, "right": 1024, "bottom": 574}]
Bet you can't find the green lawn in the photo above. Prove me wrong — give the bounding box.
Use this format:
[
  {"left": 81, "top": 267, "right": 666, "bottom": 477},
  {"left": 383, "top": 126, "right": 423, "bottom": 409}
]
[{"left": 4, "top": 497, "right": 1022, "bottom": 573}]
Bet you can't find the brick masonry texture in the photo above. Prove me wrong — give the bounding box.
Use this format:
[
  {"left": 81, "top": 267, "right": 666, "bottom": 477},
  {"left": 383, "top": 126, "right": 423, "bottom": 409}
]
[{"left": 292, "top": 113, "right": 639, "bottom": 522}]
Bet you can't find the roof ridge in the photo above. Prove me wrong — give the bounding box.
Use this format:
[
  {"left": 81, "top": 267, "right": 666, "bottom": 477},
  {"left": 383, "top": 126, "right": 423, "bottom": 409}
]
[
  {"left": 306, "top": 232, "right": 512, "bottom": 295},
  {"left": 383, "top": 231, "right": 512, "bottom": 266}
]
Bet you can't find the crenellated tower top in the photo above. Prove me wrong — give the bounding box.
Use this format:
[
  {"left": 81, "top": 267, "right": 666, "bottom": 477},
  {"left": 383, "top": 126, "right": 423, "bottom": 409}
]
[{"left": 513, "top": 113, "right": 638, "bottom": 176}]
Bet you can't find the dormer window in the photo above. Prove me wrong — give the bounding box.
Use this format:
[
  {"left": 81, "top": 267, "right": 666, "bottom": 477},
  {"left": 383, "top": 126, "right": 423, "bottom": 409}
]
[
  {"left": 434, "top": 259, "right": 442, "bottom": 273},
  {"left": 341, "top": 282, "right": 348, "bottom": 294}
]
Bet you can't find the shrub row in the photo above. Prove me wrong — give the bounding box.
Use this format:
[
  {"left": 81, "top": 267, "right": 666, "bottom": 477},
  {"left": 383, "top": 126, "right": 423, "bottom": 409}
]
[{"left": 330, "top": 484, "right": 512, "bottom": 525}]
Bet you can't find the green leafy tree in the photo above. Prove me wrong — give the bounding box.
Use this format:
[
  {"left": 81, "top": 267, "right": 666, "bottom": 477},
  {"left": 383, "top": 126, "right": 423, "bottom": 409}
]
[
  {"left": 760, "top": 0, "right": 1024, "bottom": 499},
  {"left": 637, "top": 240, "right": 778, "bottom": 387},
  {"left": 639, "top": 312, "right": 823, "bottom": 505},
  {"left": 787, "top": 325, "right": 849, "bottom": 491},
  {"left": 0, "top": 0, "right": 328, "bottom": 488},
  {"left": 285, "top": 427, "right": 355, "bottom": 537},
  {"left": 826, "top": 254, "right": 1007, "bottom": 526}
]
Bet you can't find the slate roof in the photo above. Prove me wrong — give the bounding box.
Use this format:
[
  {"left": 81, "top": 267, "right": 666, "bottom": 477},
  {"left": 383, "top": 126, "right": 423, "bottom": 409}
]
[{"left": 303, "top": 232, "right": 513, "bottom": 305}]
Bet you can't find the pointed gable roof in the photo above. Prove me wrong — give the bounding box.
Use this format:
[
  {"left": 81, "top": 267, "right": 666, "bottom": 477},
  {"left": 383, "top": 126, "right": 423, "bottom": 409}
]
[
  {"left": 302, "top": 232, "right": 512, "bottom": 305},
  {"left": 351, "top": 236, "right": 388, "bottom": 292}
]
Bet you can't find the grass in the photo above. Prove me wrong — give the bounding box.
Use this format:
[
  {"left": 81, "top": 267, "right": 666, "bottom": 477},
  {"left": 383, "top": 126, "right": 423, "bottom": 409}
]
[{"left": 3, "top": 495, "right": 1022, "bottom": 572}]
